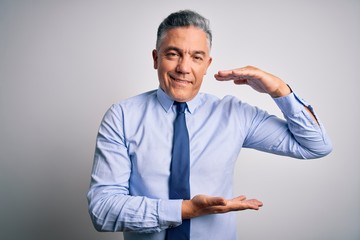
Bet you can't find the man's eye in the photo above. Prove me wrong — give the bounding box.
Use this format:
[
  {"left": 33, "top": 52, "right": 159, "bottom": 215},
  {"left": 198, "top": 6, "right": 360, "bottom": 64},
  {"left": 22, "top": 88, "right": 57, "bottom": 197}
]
[
  {"left": 193, "top": 55, "right": 203, "bottom": 61},
  {"left": 166, "top": 52, "right": 179, "bottom": 58}
]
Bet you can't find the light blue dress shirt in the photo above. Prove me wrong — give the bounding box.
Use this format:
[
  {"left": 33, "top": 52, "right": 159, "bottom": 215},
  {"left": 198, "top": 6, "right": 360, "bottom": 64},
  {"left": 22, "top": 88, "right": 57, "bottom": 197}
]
[{"left": 87, "top": 88, "right": 332, "bottom": 240}]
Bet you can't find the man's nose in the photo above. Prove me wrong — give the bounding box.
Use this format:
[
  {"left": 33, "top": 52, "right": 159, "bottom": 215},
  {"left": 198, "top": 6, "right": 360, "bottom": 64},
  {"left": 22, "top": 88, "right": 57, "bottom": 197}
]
[{"left": 176, "top": 57, "right": 191, "bottom": 74}]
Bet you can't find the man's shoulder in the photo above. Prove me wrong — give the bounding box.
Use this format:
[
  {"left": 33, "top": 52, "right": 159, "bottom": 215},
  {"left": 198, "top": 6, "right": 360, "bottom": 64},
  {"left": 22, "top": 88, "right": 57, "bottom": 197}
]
[
  {"left": 197, "top": 92, "right": 257, "bottom": 115},
  {"left": 115, "top": 89, "right": 158, "bottom": 108},
  {"left": 199, "top": 92, "right": 243, "bottom": 105}
]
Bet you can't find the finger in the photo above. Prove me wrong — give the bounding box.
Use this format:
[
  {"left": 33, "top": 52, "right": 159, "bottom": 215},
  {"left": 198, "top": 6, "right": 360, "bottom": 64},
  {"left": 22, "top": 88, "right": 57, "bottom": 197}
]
[
  {"left": 214, "top": 74, "right": 233, "bottom": 81},
  {"left": 245, "top": 199, "right": 263, "bottom": 210},
  {"left": 232, "top": 195, "right": 247, "bottom": 201},
  {"left": 256, "top": 200, "right": 264, "bottom": 207},
  {"left": 215, "top": 68, "right": 256, "bottom": 81},
  {"left": 215, "top": 74, "right": 246, "bottom": 82},
  {"left": 233, "top": 79, "right": 247, "bottom": 85},
  {"left": 214, "top": 70, "right": 238, "bottom": 81},
  {"left": 228, "top": 197, "right": 263, "bottom": 210},
  {"left": 216, "top": 69, "right": 234, "bottom": 76}
]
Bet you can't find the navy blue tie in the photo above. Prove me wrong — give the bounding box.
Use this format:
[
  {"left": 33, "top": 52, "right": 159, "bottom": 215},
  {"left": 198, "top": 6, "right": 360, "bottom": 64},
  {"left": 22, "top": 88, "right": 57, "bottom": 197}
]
[{"left": 166, "top": 102, "right": 190, "bottom": 240}]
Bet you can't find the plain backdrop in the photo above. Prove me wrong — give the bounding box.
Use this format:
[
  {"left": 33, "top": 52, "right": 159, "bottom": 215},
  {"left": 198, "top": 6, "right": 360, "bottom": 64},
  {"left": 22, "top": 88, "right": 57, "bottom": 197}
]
[{"left": 0, "top": 0, "right": 359, "bottom": 239}]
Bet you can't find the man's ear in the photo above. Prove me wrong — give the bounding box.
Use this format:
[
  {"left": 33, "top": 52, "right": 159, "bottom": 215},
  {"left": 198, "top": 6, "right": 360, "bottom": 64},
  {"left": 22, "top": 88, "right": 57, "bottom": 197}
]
[
  {"left": 152, "top": 49, "right": 158, "bottom": 69},
  {"left": 205, "top": 57, "right": 212, "bottom": 75}
]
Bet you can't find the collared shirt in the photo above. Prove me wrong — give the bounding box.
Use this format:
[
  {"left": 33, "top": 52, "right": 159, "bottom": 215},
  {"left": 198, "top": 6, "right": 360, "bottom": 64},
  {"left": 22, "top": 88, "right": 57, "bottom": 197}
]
[{"left": 87, "top": 88, "right": 332, "bottom": 240}]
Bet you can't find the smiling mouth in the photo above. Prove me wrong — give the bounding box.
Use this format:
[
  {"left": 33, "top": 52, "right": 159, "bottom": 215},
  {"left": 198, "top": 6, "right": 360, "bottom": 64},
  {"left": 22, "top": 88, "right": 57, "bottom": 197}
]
[{"left": 169, "top": 74, "right": 192, "bottom": 84}]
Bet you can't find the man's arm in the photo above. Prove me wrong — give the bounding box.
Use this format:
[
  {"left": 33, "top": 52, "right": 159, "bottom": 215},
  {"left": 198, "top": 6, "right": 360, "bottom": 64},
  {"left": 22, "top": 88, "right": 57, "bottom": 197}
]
[
  {"left": 87, "top": 105, "right": 182, "bottom": 233},
  {"left": 215, "top": 66, "right": 319, "bottom": 124},
  {"left": 215, "top": 65, "right": 332, "bottom": 159}
]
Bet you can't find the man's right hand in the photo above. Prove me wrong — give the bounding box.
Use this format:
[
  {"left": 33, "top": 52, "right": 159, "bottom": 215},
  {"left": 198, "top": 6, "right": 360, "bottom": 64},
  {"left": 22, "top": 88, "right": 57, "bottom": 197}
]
[{"left": 182, "top": 194, "right": 263, "bottom": 219}]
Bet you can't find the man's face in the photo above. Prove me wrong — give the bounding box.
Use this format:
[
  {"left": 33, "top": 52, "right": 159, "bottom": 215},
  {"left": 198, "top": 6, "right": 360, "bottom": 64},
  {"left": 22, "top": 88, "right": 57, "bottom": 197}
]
[{"left": 152, "top": 26, "right": 212, "bottom": 102}]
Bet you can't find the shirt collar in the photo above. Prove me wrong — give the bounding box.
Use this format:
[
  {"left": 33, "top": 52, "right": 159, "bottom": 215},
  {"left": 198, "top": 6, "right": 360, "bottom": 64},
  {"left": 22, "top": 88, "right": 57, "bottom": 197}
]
[{"left": 156, "top": 87, "right": 201, "bottom": 114}]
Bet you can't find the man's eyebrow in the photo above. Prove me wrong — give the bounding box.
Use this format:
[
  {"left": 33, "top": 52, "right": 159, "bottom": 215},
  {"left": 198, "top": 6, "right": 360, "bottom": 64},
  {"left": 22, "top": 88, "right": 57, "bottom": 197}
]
[
  {"left": 163, "top": 46, "right": 206, "bottom": 56},
  {"left": 192, "top": 50, "right": 206, "bottom": 56},
  {"left": 163, "top": 46, "right": 181, "bottom": 53}
]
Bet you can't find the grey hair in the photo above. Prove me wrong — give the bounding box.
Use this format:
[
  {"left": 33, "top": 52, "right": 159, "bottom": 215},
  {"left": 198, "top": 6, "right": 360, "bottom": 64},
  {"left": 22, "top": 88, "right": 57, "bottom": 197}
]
[{"left": 156, "top": 10, "right": 212, "bottom": 50}]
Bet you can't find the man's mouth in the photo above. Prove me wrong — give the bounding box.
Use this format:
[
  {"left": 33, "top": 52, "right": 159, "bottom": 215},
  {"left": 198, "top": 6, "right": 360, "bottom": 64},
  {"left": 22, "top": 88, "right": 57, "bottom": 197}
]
[{"left": 169, "top": 74, "right": 191, "bottom": 84}]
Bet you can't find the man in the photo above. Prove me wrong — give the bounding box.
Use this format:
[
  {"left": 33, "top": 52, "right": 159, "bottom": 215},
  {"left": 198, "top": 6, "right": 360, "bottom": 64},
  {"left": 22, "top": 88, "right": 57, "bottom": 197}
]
[{"left": 87, "top": 10, "right": 332, "bottom": 240}]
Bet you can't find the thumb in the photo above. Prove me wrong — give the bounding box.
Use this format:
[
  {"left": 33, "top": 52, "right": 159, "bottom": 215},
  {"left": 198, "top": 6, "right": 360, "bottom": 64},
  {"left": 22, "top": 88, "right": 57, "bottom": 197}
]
[
  {"left": 232, "top": 195, "right": 247, "bottom": 201},
  {"left": 207, "top": 196, "right": 227, "bottom": 207}
]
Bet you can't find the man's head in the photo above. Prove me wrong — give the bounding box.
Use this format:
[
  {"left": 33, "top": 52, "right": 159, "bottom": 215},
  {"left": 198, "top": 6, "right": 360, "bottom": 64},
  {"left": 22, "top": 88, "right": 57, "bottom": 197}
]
[
  {"left": 153, "top": 10, "right": 212, "bottom": 102},
  {"left": 156, "top": 10, "right": 212, "bottom": 51}
]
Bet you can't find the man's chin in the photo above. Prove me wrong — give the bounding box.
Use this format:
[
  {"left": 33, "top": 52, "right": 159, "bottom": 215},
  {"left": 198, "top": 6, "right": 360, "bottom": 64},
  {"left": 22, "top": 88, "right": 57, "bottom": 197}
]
[{"left": 169, "top": 91, "right": 197, "bottom": 102}]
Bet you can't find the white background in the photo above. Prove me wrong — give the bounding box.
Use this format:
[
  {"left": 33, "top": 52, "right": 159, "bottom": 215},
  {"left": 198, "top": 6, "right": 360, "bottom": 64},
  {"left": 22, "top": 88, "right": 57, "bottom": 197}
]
[{"left": 0, "top": 0, "right": 359, "bottom": 239}]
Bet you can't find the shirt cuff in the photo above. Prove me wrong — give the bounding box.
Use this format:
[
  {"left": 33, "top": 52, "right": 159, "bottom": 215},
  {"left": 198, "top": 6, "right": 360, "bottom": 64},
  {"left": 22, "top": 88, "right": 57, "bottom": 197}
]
[
  {"left": 158, "top": 199, "right": 183, "bottom": 229},
  {"left": 273, "top": 92, "right": 311, "bottom": 116}
]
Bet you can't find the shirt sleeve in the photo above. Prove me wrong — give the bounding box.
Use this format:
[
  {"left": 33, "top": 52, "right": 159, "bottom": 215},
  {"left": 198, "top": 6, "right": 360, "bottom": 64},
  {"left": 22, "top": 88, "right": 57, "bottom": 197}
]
[
  {"left": 243, "top": 92, "right": 332, "bottom": 159},
  {"left": 87, "top": 104, "right": 182, "bottom": 233}
]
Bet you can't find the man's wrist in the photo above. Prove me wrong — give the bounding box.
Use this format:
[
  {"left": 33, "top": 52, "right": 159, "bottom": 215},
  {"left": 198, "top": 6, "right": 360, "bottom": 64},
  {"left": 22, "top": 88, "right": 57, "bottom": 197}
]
[
  {"left": 270, "top": 83, "right": 292, "bottom": 98},
  {"left": 181, "top": 200, "right": 194, "bottom": 220}
]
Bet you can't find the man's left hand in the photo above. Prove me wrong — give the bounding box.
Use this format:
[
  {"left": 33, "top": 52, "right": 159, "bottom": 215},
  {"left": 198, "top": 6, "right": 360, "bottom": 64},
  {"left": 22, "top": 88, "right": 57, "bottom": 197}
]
[{"left": 214, "top": 66, "right": 291, "bottom": 98}]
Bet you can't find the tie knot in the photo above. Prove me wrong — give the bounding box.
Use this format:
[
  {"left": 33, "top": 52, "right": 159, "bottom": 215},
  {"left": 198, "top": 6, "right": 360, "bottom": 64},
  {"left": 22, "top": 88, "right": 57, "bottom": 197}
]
[{"left": 174, "top": 101, "right": 187, "bottom": 113}]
